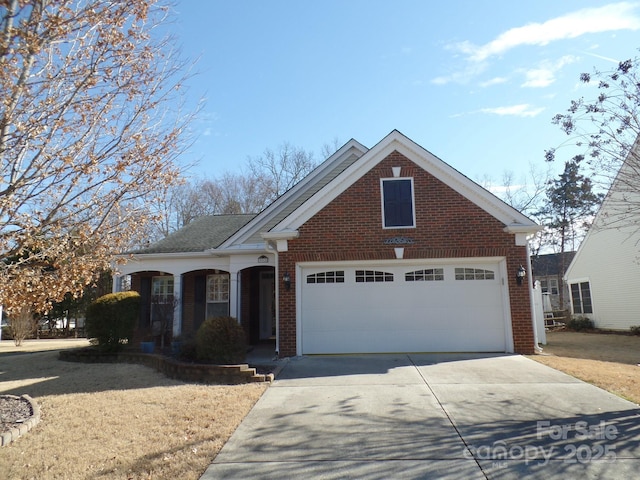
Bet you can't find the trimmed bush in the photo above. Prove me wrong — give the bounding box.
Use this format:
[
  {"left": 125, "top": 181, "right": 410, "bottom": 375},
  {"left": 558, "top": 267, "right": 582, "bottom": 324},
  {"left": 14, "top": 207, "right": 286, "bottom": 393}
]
[
  {"left": 85, "top": 291, "right": 140, "bottom": 352},
  {"left": 176, "top": 332, "right": 198, "bottom": 362},
  {"left": 195, "top": 316, "right": 246, "bottom": 364},
  {"left": 567, "top": 316, "right": 594, "bottom": 332}
]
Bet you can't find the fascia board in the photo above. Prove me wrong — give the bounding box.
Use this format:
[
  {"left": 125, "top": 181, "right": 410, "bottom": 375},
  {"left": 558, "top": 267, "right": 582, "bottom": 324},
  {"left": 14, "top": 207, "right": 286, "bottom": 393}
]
[
  {"left": 115, "top": 251, "right": 214, "bottom": 261},
  {"left": 218, "top": 139, "right": 368, "bottom": 248},
  {"left": 273, "top": 130, "right": 539, "bottom": 232}
]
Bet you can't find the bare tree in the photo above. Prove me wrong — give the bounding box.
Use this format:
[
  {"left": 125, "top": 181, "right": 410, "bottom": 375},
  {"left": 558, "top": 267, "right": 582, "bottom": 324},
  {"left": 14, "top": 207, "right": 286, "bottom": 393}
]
[
  {"left": 7, "top": 305, "right": 35, "bottom": 347},
  {"left": 247, "top": 142, "right": 317, "bottom": 203},
  {"left": 321, "top": 136, "right": 342, "bottom": 159},
  {"left": 546, "top": 54, "right": 640, "bottom": 232},
  {"left": 0, "top": 1, "right": 193, "bottom": 316},
  {"left": 150, "top": 142, "right": 318, "bottom": 238}
]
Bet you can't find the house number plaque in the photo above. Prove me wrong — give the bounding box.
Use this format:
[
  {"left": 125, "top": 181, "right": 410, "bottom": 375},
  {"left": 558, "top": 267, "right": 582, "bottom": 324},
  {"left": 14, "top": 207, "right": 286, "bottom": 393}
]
[{"left": 383, "top": 237, "right": 415, "bottom": 245}]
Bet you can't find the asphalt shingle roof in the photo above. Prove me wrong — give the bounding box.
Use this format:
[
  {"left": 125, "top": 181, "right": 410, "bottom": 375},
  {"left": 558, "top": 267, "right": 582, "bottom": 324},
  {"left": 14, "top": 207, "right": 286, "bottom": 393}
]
[{"left": 134, "top": 214, "right": 255, "bottom": 254}]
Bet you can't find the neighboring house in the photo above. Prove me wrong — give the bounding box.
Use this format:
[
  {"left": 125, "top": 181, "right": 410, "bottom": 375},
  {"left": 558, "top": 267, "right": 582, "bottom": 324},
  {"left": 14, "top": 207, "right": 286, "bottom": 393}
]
[
  {"left": 115, "top": 130, "right": 541, "bottom": 356},
  {"left": 564, "top": 148, "right": 640, "bottom": 330},
  {"left": 531, "top": 252, "right": 576, "bottom": 313}
]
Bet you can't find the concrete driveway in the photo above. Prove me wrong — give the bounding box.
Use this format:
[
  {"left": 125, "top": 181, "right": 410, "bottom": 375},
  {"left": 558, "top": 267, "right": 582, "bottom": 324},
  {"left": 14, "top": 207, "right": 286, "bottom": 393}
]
[{"left": 201, "top": 354, "right": 640, "bottom": 479}]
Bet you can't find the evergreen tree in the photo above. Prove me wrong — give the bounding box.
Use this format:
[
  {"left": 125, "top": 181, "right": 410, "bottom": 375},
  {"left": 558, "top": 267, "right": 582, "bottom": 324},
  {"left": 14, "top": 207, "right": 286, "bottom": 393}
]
[{"left": 538, "top": 159, "right": 603, "bottom": 308}]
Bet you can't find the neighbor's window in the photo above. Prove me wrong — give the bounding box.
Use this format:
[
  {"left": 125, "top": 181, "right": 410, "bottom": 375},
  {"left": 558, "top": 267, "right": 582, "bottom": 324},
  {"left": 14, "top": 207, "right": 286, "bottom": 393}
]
[
  {"left": 549, "top": 278, "right": 559, "bottom": 295},
  {"left": 381, "top": 178, "right": 415, "bottom": 228},
  {"left": 570, "top": 282, "right": 592, "bottom": 314},
  {"left": 207, "top": 273, "right": 230, "bottom": 317}
]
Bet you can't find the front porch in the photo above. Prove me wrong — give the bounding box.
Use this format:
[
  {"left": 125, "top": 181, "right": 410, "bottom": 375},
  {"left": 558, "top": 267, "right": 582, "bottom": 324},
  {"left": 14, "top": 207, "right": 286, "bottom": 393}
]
[{"left": 115, "top": 260, "right": 276, "bottom": 349}]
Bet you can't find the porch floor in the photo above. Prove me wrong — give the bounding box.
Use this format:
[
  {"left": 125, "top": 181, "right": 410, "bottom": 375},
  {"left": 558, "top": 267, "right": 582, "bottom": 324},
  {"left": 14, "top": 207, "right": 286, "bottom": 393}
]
[{"left": 246, "top": 341, "right": 278, "bottom": 365}]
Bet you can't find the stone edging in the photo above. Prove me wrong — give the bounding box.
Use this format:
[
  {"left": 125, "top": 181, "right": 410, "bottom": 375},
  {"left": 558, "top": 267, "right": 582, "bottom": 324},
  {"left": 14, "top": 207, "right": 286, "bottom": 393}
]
[
  {"left": 0, "top": 395, "right": 41, "bottom": 447},
  {"left": 59, "top": 349, "right": 277, "bottom": 384}
]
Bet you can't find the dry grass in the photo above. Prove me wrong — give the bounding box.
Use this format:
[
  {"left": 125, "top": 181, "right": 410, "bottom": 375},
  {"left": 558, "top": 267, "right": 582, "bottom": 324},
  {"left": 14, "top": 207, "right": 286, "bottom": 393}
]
[
  {"left": 530, "top": 331, "right": 640, "bottom": 404},
  {"left": 0, "top": 339, "right": 267, "bottom": 480}
]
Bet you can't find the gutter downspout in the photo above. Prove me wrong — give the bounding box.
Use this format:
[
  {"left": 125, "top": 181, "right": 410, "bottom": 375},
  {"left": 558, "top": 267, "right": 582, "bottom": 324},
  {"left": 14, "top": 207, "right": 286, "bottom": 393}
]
[{"left": 526, "top": 242, "right": 543, "bottom": 353}]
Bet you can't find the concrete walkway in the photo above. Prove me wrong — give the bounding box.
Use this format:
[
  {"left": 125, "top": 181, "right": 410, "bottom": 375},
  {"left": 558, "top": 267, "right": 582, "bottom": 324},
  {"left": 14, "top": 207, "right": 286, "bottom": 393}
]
[{"left": 201, "top": 353, "right": 640, "bottom": 479}]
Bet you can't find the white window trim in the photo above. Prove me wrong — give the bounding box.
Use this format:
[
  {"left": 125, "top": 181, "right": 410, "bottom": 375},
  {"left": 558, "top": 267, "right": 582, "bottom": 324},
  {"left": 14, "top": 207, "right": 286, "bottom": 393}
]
[
  {"left": 380, "top": 177, "right": 416, "bottom": 229},
  {"left": 152, "top": 276, "right": 174, "bottom": 303},
  {"left": 207, "top": 273, "right": 229, "bottom": 304},
  {"left": 569, "top": 279, "right": 593, "bottom": 315}
]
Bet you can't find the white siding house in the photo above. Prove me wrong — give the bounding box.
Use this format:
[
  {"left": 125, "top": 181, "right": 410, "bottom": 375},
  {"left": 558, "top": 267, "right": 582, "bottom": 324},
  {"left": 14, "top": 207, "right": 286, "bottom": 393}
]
[{"left": 564, "top": 154, "right": 640, "bottom": 331}]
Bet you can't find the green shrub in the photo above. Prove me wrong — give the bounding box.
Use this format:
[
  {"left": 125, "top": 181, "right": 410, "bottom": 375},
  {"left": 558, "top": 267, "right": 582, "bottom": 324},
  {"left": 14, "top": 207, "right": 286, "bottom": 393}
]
[
  {"left": 176, "top": 332, "right": 198, "bottom": 362},
  {"left": 630, "top": 325, "right": 640, "bottom": 336},
  {"left": 195, "top": 316, "right": 246, "bottom": 364},
  {"left": 567, "top": 316, "right": 594, "bottom": 332},
  {"left": 85, "top": 291, "right": 140, "bottom": 352}
]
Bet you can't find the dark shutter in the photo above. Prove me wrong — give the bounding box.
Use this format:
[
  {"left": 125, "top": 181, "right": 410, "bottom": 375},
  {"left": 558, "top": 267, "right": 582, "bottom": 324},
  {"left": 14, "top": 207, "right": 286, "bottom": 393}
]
[
  {"left": 139, "top": 277, "right": 151, "bottom": 329},
  {"left": 194, "top": 275, "right": 206, "bottom": 331},
  {"left": 383, "top": 179, "right": 413, "bottom": 227}
]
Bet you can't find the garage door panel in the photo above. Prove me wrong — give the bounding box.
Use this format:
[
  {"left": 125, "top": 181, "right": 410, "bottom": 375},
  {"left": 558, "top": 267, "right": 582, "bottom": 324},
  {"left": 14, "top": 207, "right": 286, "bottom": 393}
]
[{"left": 300, "top": 261, "right": 508, "bottom": 354}]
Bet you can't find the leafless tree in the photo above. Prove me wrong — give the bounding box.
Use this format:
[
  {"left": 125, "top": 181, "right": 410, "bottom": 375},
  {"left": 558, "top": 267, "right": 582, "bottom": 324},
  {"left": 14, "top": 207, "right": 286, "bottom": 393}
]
[
  {"left": 247, "top": 142, "right": 317, "bottom": 203},
  {"left": 546, "top": 54, "right": 640, "bottom": 233},
  {"left": 152, "top": 142, "right": 318, "bottom": 237}
]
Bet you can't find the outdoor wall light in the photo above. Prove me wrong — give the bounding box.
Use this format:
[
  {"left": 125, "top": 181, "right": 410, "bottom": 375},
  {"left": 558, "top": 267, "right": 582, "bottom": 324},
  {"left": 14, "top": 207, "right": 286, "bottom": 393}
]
[
  {"left": 283, "top": 272, "right": 291, "bottom": 290},
  {"left": 516, "top": 265, "right": 526, "bottom": 286}
]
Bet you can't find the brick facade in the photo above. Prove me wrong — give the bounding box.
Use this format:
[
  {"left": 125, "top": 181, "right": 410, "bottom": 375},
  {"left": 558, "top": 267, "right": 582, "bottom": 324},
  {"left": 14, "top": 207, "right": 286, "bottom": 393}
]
[{"left": 277, "top": 151, "right": 535, "bottom": 356}]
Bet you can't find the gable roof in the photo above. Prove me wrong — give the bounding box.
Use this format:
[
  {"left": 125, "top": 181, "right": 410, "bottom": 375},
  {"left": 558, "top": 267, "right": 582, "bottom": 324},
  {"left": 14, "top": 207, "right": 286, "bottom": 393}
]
[
  {"left": 565, "top": 137, "right": 640, "bottom": 280},
  {"left": 220, "top": 138, "right": 369, "bottom": 248},
  {"left": 264, "top": 130, "right": 539, "bottom": 236},
  {"left": 531, "top": 252, "right": 576, "bottom": 277},
  {"left": 134, "top": 214, "right": 255, "bottom": 254}
]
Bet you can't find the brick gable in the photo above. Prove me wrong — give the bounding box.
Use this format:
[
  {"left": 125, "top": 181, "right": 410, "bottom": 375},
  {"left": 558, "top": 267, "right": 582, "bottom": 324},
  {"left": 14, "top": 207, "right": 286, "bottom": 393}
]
[{"left": 277, "top": 150, "right": 534, "bottom": 356}]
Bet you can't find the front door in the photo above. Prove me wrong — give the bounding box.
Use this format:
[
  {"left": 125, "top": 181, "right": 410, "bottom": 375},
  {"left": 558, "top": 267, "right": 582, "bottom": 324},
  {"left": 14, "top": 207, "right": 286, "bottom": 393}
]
[{"left": 259, "top": 271, "right": 275, "bottom": 340}]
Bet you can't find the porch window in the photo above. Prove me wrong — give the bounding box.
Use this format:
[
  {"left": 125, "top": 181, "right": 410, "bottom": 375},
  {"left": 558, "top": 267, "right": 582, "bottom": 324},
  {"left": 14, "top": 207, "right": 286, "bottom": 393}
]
[
  {"left": 151, "top": 276, "right": 174, "bottom": 329},
  {"left": 152, "top": 276, "right": 174, "bottom": 300},
  {"left": 381, "top": 178, "right": 415, "bottom": 228},
  {"left": 570, "top": 282, "right": 593, "bottom": 314},
  {"left": 206, "top": 273, "right": 229, "bottom": 318}
]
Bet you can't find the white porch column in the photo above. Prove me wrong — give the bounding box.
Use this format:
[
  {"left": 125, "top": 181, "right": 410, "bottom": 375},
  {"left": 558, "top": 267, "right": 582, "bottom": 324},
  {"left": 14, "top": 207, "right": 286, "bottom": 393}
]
[
  {"left": 229, "top": 267, "right": 239, "bottom": 319},
  {"left": 173, "top": 274, "right": 182, "bottom": 337},
  {"left": 112, "top": 274, "right": 121, "bottom": 293}
]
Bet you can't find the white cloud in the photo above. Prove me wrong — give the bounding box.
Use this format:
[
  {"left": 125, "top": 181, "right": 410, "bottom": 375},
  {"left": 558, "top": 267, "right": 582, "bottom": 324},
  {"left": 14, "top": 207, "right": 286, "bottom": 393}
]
[
  {"left": 521, "top": 55, "right": 579, "bottom": 88},
  {"left": 480, "top": 76, "right": 509, "bottom": 87},
  {"left": 431, "top": 61, "right": 489, "bottom": 85},
  {"left": 456, "top": 2, "right": 640, "bottom": 62},
  {"left": 480, "top": 104, "right": 545, "bottom": 117}
]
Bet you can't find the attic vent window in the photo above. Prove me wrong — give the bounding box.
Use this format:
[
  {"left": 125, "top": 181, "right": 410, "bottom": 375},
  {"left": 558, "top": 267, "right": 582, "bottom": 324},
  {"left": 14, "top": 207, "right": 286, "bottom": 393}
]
[{"left": 381, "top": 178, "right": 415, "bottom": 229}]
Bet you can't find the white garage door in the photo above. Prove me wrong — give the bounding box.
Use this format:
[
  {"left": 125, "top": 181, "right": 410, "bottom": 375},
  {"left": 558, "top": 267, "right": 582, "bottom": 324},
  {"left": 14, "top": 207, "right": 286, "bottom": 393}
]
[{"left": 299, "top": 260, "right": 510, "bottom": 354}]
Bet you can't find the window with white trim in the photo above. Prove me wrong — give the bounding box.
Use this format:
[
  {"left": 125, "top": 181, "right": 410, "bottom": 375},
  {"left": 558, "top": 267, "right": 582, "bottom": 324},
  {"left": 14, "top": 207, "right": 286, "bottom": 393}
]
[
  {"left": 405, "top": 269, "right": 444, "bottom": 281},
  {"left": 540, "top": 278, "right": 559, "bottom": 295},
  {"left": 454, "top": 268, "right": 495, "bottom": 280},
  {"left": 381, "top": 178, "right": 415, "bottom": 228},
  {"left": 207, "top": 273, "right": 229, "bottom": 317},
  {"left": 152, "top": 276, "right": 174, "bottom": 301},
  {"left": 151, "top": 276, "right": 174, "bottom": 329},
  {"left": 306, "top": 271, "right": 345, "bottom": 284},
  {"left": 570, "top": 282, "right": 592, "bottom": 314},
  {"left": 355, "top": 270, "right": 394, "bottom": 283}
]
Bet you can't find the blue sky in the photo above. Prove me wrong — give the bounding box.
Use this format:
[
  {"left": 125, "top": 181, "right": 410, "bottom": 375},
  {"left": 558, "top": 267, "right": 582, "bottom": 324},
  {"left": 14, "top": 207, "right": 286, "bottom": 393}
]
[{"left": 171, "top": 1, "right": 640, "bottom": 189}]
